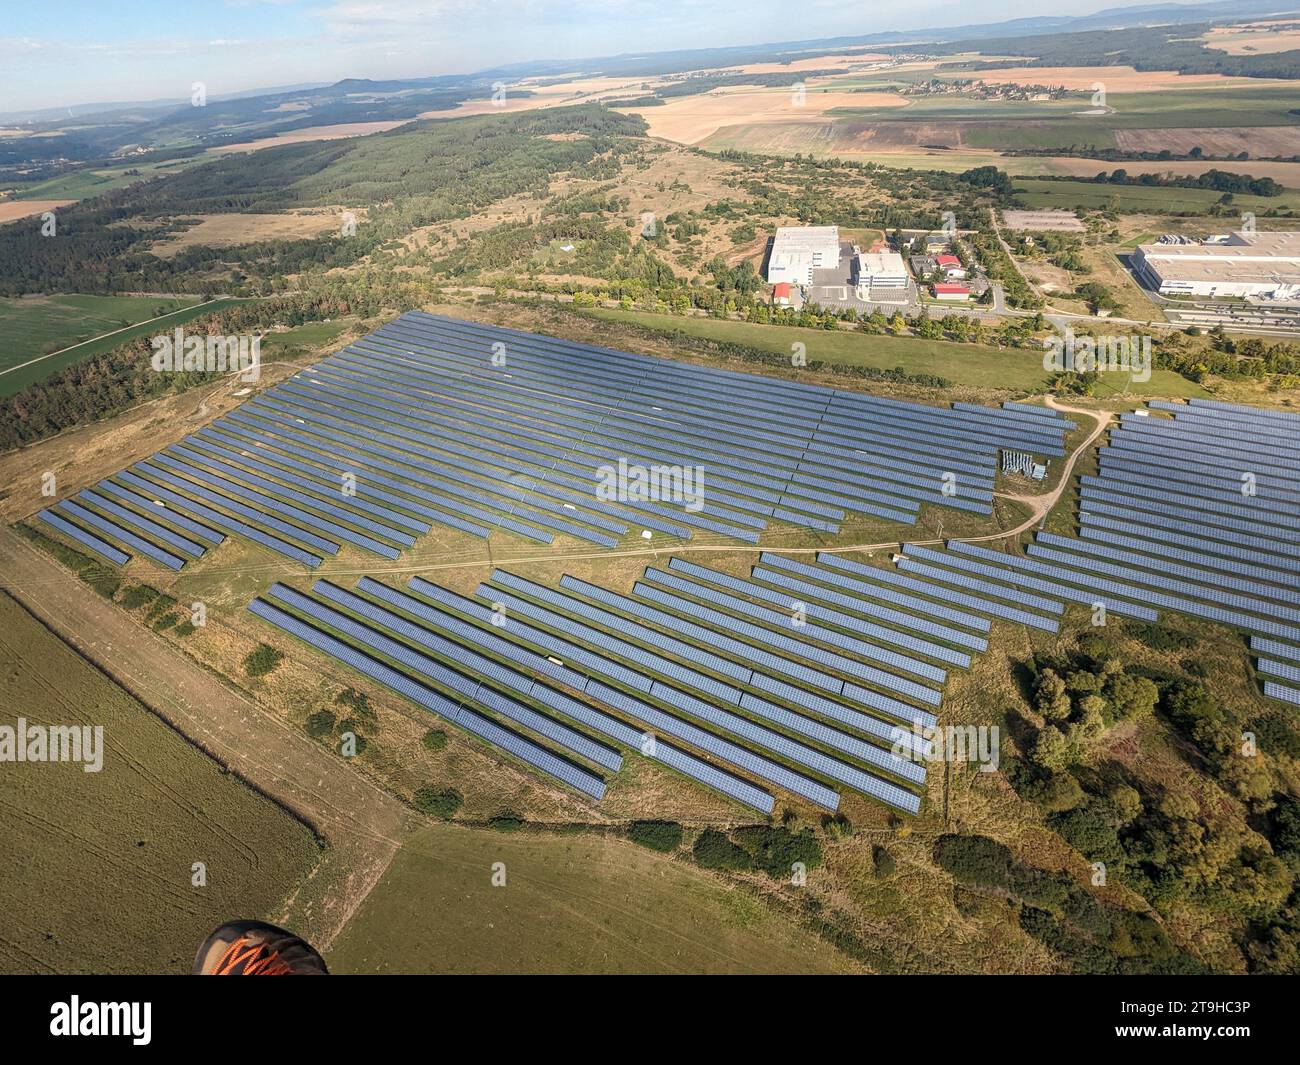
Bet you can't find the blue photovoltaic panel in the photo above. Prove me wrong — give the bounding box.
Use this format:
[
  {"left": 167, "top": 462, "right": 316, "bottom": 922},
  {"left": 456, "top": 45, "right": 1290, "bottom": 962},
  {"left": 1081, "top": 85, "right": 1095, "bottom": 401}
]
[
  {"left": 37, "top": 509, "right": 131, "bottom": 565},
  {"left": 583, "top": 678, "right": 840, "bottom": 810},
  {"left": 136, "top": 461, "right": 341, "bottom": 556},
  {"left": 899, "top": 546, "right": 1064, "bottom": 615},
  {"left": 633, "top": 580, "right": 946, "bottom": 703},
  {"left": 1263, "top": 680, "right": 1300, "bottom": 707},
  {"left": 641, "top": 568, "right": 948, "bottom": 683},
  {"left": 666, "top": 558, "right": 971, "bottom": 667},
  {"left": 246, "top": 597, "right": 605, "bottom": 798},
  {"left": 295, "top": 581, "right": 624, "bottom": 771},
  {"left": 910, "top": 539, "right": 1154, "bottom": 622},
  {"left": 1251, "top": 637, "right": 1300, "bottom": 664},
  {"left": 94, "top": 478, "right": 225, "bottom": 546},
  {"left": 118, "top": 469, "right": 323, "bottom": 568},
  {"left": 1259, "top": 658, "right": 1300, "bottom": 685},
  {"left": 57, "top": 500, "right": 185, "bottom": 571},
  {"left": 1026, "top": 543, "right": 1300, "bottom": 626},
  {"left": 942, "top": 540, "right": 1161, "bottom": 622},
  {"left": 76, "top": 489, "right": 206, "bottom": 559},
  {"left": 783, "top": 553, "right": 998, "bottom": 634},
  {"left": 56, "top": 499, "right": 186, "bottom": 570}
]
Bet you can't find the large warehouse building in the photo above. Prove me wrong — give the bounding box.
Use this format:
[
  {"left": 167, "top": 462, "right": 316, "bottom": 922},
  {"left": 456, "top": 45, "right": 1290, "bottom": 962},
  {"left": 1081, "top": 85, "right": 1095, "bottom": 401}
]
[
  {"left": 766, "top": 225, "right": 841, "bottom": 285},
  {"left": 1132, "top": 230, "right": 1300, "bottom": 300}
]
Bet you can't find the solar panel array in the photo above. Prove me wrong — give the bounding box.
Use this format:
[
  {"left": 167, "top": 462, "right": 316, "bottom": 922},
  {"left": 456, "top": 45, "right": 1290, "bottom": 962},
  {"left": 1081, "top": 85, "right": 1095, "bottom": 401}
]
[
  {"left": 968, "top": 397, "right": 1300, "bottom": 706},
  {"left": 33, "top": 311, "right": 1072, "bottom": 568}
]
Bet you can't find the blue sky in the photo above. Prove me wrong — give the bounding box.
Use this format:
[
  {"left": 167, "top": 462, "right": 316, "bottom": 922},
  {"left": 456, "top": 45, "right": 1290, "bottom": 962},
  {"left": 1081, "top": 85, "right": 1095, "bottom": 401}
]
[{"left": 2, "top": 0, "right": 1112, "bottom": 112}]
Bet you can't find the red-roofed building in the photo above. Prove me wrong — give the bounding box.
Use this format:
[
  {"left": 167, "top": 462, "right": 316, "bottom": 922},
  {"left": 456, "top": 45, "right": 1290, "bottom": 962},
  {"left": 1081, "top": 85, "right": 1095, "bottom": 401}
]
[
  {"left": 933, "top": 282, "right": 971, "bottom": 300},
  {"left": 772, "top": 281, "right": 794, "bottom": 305},
  {"left": 935, "top": 253, "right": 961, "bottom": 267}
]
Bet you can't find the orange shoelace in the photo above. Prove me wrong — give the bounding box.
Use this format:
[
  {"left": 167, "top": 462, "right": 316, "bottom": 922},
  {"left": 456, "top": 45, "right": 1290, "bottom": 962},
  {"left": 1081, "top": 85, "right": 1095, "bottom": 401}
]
[{"left": 211, "top": 936, "right": 293, "bottom": 975}]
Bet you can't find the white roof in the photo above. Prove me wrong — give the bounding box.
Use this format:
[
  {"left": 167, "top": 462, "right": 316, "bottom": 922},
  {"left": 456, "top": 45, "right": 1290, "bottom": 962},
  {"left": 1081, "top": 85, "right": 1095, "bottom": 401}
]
[
  {"left": 856, "top": 251, "right": 906, "bottom": 276},
  {"left": 771, "top": 226, "right": 839, "bottom": 256}
]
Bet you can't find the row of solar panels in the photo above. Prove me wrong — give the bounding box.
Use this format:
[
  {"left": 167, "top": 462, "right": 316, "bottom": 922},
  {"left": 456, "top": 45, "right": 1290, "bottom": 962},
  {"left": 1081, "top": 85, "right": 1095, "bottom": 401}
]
[
  {"left": 334, "top": 327, "right": 998, "bottom": 519},
  {"left": 37, "top": 312, "right": 1072, "bottom": 570},
  {"left": 246, "top": 564, "right": 943, "bottom": 814},
  {"left": 1090, "top": 401, "right": 1300, "bottom": 708},
  {"left": 396, "top": 312, "right": 1070, "bottom": 457}
]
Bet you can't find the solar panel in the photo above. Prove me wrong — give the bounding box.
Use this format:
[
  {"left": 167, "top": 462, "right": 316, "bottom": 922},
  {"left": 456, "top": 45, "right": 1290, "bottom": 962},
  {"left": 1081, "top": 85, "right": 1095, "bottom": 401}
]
[
  {"left": 37, "top": 508, "right": 131, "bottom": 565},
  {"left": 663, "top": 558, "right": 972, "bottom": 667},
  {"left": 1251, "top": 637, "right": 1300, "bottom": 664},
  {"left": 1263, "top": 680, "right": 1300, "bottom": 707},
  {"left": 56, "top": 499, "right": 186, "bottom": 570},
  {"left": 76, "top": 489, "right": 206, "bottom": 559},
  {"left": 94, "top": 478, "right": 225, "bottom": 545},
  {"left": 246, "top": 597, "right": 606, "bottom": 799},
  {"left": 1259, "top": 658, "right": 1300, "bottom": 685}
]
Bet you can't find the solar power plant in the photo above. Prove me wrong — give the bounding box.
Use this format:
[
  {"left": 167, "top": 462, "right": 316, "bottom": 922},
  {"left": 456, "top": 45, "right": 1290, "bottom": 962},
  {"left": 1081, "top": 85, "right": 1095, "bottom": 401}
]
[
  {"left": 28, "top": 311, "right": 1074, "bottom": 570},
  {"left": 240, "top": 566, "right": 940, "bottom": 815}
]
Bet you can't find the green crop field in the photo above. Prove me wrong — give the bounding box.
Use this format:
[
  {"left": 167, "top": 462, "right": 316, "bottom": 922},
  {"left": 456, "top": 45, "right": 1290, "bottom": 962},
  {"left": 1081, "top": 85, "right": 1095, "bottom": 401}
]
[
  {"left": 0, "top": 295, "right": 249, "bottom": 398},
  {"left": 0, "top": 591, "right": 319, "bottom": 974},
  {"left": 326, "top": 822, "right": 848, "bottom": 974},
  {"left": 1012, "top": 178, "right": 1300, "bottom": 214}
]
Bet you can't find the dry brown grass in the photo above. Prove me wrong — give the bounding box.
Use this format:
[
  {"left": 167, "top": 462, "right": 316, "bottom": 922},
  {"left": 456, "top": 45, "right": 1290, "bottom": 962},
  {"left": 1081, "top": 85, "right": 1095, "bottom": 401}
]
[{"left": 0, "top": 198, "right": 73, "bottom": 223}]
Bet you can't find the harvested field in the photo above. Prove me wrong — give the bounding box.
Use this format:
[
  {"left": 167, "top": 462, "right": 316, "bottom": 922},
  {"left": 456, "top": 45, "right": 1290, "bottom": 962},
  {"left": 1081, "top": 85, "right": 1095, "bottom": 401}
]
[
  {"left": 0, "top": 591, "right": 320, "bottom": 974},
  {"left": 151, "top": 208, "right": 364, "bottom": 256},
  {"left": 624, "top": 88, "right": 907, "bottom": 144},
  {"left": 327, "top": 823, "right": 851, "bottom": 974},
  {"left": 211, "top": 121, "right": 408, "bottom": 154},
  {"left": 0, "top": 198, "right": 73, "bottom": 224},
  {"left": 1114, "top": 126, "right": 1300, "bottom": 158},
  {"left": 1203, "top": 23, "right": 1300, "bottom": 55}
]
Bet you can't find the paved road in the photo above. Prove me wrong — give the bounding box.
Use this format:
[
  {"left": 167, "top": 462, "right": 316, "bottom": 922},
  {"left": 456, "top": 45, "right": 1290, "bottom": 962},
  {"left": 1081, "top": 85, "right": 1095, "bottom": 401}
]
[{"left": 0, "top": 523, "right": 414, "bottom": 949}]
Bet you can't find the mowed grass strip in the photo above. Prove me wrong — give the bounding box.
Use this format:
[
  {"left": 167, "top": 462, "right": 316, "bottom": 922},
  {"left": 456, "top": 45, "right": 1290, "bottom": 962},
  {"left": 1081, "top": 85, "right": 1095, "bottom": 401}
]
[{"left": 0, "top": 591, "right": 320, "bottom": 974}]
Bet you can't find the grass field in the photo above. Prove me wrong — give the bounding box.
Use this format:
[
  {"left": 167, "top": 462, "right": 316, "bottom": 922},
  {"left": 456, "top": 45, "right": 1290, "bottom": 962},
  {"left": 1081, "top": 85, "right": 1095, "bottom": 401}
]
[
  {"left": 579, "top": 307, "right": 1205, "bottom": 398},
  {"left": 326, "top": 822, "right": 849, "bottom": 974},
  {"left": 1012, "top": 178, "right": 1300, "bottom": 214},
  {"left": 0, "top": 295, "right": 249, "bottom": 398},
  {"left": 7, "top": 156, "right": 211, "bottom": 202},
  {"left": 0, "top": 591, "right": 320, "bottom": 974}
]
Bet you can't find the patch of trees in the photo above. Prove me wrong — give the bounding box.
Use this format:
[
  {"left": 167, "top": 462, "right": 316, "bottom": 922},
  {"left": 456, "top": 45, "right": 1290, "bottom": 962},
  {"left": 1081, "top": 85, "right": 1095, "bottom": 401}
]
[
  {"left": 933, "top": 833, "right": 1206, "bottom": 973},
  {"left": 1003, "top": 627, "right": 1300, "bottom": 970},
  {"left": 1081, "top": 168, "right": 1285, "bottom": 197},
  {"left": 626, "top": 820, "right": 684, "bottom": 853}
]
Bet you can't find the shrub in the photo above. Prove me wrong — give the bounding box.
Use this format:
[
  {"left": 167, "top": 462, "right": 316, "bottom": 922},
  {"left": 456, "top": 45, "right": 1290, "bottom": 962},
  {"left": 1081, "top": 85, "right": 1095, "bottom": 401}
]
[
  {"left": 119, "top": 585, "right": 160, "bottom": 610},
  {"left": 335, "top": 687, "right": 376, "bottom": 725},
  {"left": 871, "top": 845, "right": 896, "bottom": 878},
  {"left": 627, "top": 820, "right": 684, "bottom": 853},
  {"left": 933, "top": 834, "right": 1013, "bottom": 889},
  {"left": 172, "top": 619, "right": 197, "bottom": 638},
  {"left": 151, "top": 613, "right": 178, "bottom": 632},
  {"left": 488, "top": 813, "right": 524, "bottom": 832},
  {"left": 421, "top": 728, "right": 448, "bottom": 751},
  {"left": 692, "top": 829, "right": 753, "bottom": 871},
  {"left": 731, "top": 825, "right": 822, "bottom": 879},
  {"left": 413, "top": 786, "right": 462, "bottom": 820},
  {"left": 243, "top": 643, "right": 284, "bottom": 677},
  {"left": 305, "top": 710, "right": 336, "bottom": 739}
]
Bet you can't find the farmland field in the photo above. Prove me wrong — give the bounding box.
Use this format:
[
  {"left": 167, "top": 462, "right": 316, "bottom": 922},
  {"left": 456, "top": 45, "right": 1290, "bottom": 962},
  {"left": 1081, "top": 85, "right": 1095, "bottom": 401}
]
[
  {"left": 326, "top": 823, "right": 849, "bottom": 974},
  {"left": 0, "top": 295, "right": 248, "bottom": 398},
  {"left": 7, "top": 155, "right": 211, "bottom": 202},
  {"left": 0, "top": 591, "right": 320, "bottom": 974},
  {"left": 1011, "top": 178, "right": 1300, "bottom": 214}
]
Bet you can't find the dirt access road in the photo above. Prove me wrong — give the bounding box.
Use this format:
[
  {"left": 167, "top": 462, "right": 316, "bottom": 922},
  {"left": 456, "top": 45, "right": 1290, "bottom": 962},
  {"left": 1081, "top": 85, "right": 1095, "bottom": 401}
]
[{"left": 0, "top": 523, "right": 415, "bottom": 950}]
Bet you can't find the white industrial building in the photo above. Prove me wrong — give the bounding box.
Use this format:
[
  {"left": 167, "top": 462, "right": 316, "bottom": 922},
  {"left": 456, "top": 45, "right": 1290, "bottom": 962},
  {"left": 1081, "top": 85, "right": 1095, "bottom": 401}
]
[
  {"left": 1132, "top": 230, "right": 1300, "bottom": 301},
  {"left": 853, "top": 251, "right": 908, "bottom": 299},
  {"left": 766, "top": 225, "right": 841, "bottom": 285}
]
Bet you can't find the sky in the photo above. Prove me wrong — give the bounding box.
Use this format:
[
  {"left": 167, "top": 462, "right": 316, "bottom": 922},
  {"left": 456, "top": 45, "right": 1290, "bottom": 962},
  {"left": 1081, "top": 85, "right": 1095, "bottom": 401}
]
[{"left": 1, "top": 0, "right": 1124, "bottom": 113}]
